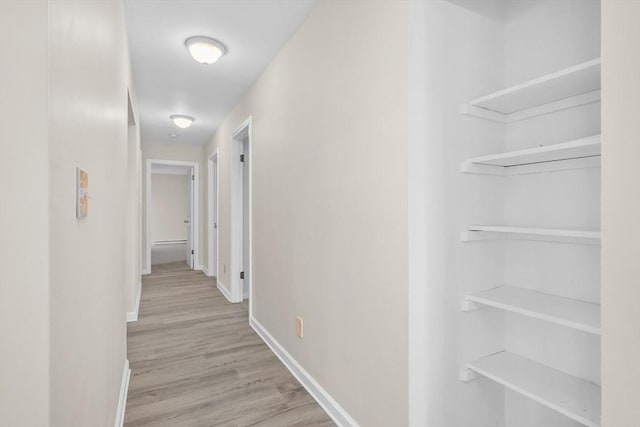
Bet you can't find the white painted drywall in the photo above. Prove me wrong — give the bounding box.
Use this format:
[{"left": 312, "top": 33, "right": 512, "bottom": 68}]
[
  {"left": 601, "top": 2, "right": 640, "bottom": 426},
  {"left": 151, "top": 174, "right": 189, "bottom": 242},
  {"left": 48, "top": 0, "right": 134, "bottom": 424},
  {"left": 0, "top": 2, "right": 50, "bottom": 425},
  {"left": 125, "top": 90, "right": 143, "bottom": 317},
  {"left": 410, "top": 2, "right": 507, "bottom": 426},
  {"left": 203, "top": 1, "right": 409, "bottom": 424},
  {"left": 1, "top": 1, "right": 137, "bottom": 423},
  {"left": 142, "top": 144, "right": 205, "bottom": 273}
]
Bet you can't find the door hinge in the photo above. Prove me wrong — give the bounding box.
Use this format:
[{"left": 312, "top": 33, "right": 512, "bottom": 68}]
[
  {"left": 191, "top": 249, "right": 194, "bottom": 255},
  {"left": 240, "top": 271, "right": 245, "bottom": 279},
  {"left": 192, "top": 175, "right": 194, "bottom": 180},
  {"left": 240, "top": 154, "right": 245, "bottom": 163},
  {"left": 214, "top": 222, "right": 217, "bottom": 229}
]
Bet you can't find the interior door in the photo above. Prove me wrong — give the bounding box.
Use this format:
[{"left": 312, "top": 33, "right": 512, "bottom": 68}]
[
  {"left": 186, "top": 169, "right": 194, "bottom": 268},
  {"left": 242, "top": 139, "right": 250, "bottom": 299}
]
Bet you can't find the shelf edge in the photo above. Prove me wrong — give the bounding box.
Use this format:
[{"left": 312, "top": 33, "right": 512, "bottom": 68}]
[
  {"left": 467, "top": 355, "right": 600, "bottom": 427},
  {"left": 462, "top": 226, "right": 601, "bottom": 245},
  {"left": 464, "top": 290, "right": 601, "bottom": 335},
  {"left": 469, "top": 58, "right": 601, "bottom": 107},
  {"left": 461, "top": 90, "right": 601, "bottom": 123}
]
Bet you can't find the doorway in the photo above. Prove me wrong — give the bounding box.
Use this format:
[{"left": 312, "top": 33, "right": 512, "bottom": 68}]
[
  {"left": 145, "top": 159, "right": 199, "bottom": 274},
  {"left": 230, "top": 117, "right": 252, "bottom": 307},
  {"left": 207, "top": 151, "right": 219, "bottom": 277}
]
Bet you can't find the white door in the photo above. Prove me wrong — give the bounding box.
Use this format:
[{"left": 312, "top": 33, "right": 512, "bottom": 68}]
[
  {"left": 186, "top": 169, "right": 194, "bottom": 268},
  {"left": 242, "top": 138, "right": 250, "bottom": 299}
]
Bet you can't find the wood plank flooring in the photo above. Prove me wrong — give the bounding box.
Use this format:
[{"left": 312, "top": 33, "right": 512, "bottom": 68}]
[{"left": 125, "top": 262, "right": 334, "bottom": 427}]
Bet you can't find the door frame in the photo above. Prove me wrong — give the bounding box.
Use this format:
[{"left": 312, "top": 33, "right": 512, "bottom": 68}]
[
  {"left": 207, "top": 149, "right": 219, "bottom": 277},
  {"left": 230, "top": 116, "right": 253, "bottom": 307},
  {"left": 144, "top": 158, "right": 200, "bottom": 274}
]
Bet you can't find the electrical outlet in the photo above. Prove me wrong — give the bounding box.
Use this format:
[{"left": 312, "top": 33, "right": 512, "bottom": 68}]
[{"left": 296, "top": 316, "right": 303, "bottom": 338}]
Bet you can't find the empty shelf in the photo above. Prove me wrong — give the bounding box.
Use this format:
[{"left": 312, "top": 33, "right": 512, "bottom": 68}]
[
  {"left": 464, "top": 286, "right": 600, "bottom": 335},
  {"left": 461, "top": 59, "right": 601, "bottom": 122},
  {"left": 462, "top": 225, "right": 601, "bottom": 244},
  {"left": 467, "top": 351, "right": 601, "bottom": 427},
  {"left": 461, "top": 135, "right": 601, "bottom": 175}
]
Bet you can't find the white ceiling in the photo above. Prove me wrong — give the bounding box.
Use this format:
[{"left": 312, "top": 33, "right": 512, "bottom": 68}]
[{"left": 124, "top": 0, "right": 317, "bottom": 146}]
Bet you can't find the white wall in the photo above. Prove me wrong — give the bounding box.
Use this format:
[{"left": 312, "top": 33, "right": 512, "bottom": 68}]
[
  {"left": 1, "top": 1, "right": 137, "bottom": 423},
  {"left": 125, "top": 91, "right": 142, "bottom": 316},
  {"left": 601, "top": 2, "right": 640, "bottom": 426},
  {"left": 203, "top": 1, "right": 409, "bottom": 425},
  {"left": 410, "top": 2, "right": 507, "bottom": 426},
  {"left": 151, "top": 173, "right": 189, "bottom": 242},
  {"left": 142, "top": 143, "right": 205, "bottom": 273},
  {"left": 0, "top": 2, "right": 50, "bottom": 425},
  {"left": 48, "top": 0, "right": 135, "bottom": 424}
]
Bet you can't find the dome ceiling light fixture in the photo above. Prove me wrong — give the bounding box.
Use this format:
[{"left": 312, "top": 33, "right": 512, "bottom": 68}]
[
  {"left": 170, "top": 115, "right": 195, "bottom": 129},
  {"left": 185, "top": 36, "right": 227, "bottom": 64}
]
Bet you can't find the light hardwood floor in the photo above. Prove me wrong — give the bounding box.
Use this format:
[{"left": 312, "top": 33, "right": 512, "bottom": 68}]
[{"left": 125, "top": 262, "right": 334, "bottom": 427}]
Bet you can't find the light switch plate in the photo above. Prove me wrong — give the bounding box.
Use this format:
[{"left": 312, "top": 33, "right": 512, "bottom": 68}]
[{"left": 296, "top": 316, "right": 303, "bottom": 338}]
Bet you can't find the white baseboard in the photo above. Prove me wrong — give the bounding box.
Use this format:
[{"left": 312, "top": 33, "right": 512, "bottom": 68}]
[
  {"left": 198, "top": 265, "right": 210, "bottom": 276},
  {"left": 126, "top": 280, "right": 142, "bottom": 323},
  {"left": 142, "top": 267, "right": 150, "bottom": 275},
  {"left": 217, "top": 280, "right": 234, "bottom": 303},
  {"left": 153, "top": 239, "right": 187, "bottom": 245},
  {"left": 250, "top": 317, "right": 359, "bottom": 427},
  {"left": 115, "top": 359, "right": 131, "bottom": 427}
]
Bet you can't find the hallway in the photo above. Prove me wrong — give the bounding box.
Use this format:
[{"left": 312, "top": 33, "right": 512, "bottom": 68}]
[
  {"left": 5, "top": 1, "right": 640, "bottom": 426},
  {"left": 125, "top": 263, "right": 333, "bottom": 426}
]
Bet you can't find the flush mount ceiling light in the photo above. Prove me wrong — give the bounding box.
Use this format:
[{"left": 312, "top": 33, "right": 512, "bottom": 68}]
[
  {"left": 170, "top": 115, "right": 195, "bottom": 129},
  {"left": 185, "top": 36, "right": 227, "bottom": 64}
]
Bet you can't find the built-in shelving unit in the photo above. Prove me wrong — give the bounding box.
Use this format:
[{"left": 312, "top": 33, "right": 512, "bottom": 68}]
[
  {"left": 461, "top": 59, "right": 601, "bottom": 123},
  {"left": 464, "top": 351, "right": 601, "bottom": 427},
  {"left": 461, "top": 135, "right": 601, "bottom": 175},
  {"left": 459, "top": 54, "right": 602, "bottom": 426},
  {"left": 461, "top": 225, "right": 601, "bottom": 244},
  {"left": 462, "top": 286, "right": 600, "bottom": 335}
]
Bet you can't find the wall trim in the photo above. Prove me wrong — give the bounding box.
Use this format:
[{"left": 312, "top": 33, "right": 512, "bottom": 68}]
[
  {"left": 115, "top": 359, "right": 131, "bottom": 427},
  {"left": 198, "top": 265, "right": 210, "bottom": 276},
  {"left": 217, "top": 280, "right": 233, "bottom": 303},
  {"left": 231, "top": 117, "right": 253, "bottom": 307},
  {"left": 250, "top": 316, "right": 359, "bottom": 427},
  {"left": 207, "top": 149, "right": 219, "bottom": 279},
  {"left": 145, "top": 158, "right": 200, "bottom": 274},
  {"left": 126, "top": 280, "right": 142, "bottom": 323}
]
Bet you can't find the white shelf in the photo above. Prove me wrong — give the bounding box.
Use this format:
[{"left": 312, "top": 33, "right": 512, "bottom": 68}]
[
  {"left": 466, "top": 351, "right": 601, "bottom": 427},
  {"left": 463, "top": 286, "right": 600, "bottom": 335},
  {"left": 461, "top": 59, "right": 601, "bottom": 122},
  {"left": 461, "top": 225, "right": 601, "bottom": 245},
  {"left": 461, "top": 135, "right": 601, "bottom": 175}
]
